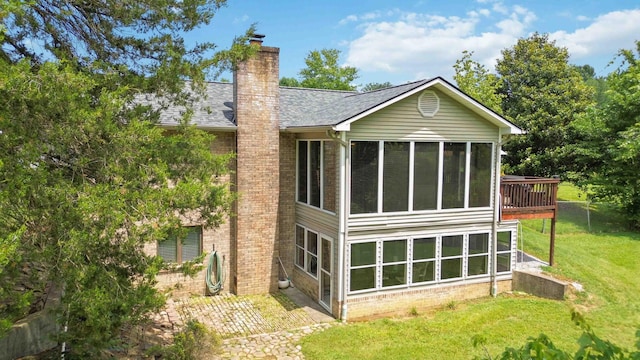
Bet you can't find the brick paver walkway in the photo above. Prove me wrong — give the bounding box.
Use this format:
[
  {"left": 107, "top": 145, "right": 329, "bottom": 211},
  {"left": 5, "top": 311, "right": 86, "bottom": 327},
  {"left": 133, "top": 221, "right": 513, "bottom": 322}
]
[{"left": 156, "top": 288, "right": 335, "bottom": 359}]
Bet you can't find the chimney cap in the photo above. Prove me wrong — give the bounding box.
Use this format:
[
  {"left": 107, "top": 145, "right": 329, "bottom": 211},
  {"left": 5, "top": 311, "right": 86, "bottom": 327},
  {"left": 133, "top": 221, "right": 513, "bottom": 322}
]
[{"left": 250, "top": 34, "right": 266, "bottom": 45}]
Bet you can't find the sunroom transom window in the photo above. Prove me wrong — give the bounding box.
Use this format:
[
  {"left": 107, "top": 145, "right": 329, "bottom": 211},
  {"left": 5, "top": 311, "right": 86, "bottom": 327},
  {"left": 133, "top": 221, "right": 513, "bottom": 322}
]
[
  {"left": 297, "top": 140, "right": 336, "bottom": 212},
  {"left": 350, "top": 141, "right": 494, "bottom": 214},
  {"left": 348, "top": 232, "right": 495, "bottom": 293}
]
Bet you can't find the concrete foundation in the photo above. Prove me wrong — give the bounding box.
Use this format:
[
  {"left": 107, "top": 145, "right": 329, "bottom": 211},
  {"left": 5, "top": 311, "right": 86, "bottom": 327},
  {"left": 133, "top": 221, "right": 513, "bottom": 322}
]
[{"left": 512, "top": 270, "right": 568, "bottom": 300}]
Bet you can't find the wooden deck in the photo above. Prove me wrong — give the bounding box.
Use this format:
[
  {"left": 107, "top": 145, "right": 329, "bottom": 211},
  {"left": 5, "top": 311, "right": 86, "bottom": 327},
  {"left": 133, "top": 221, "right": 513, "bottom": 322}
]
[
  {"left": 500, "top": 175, "right": 560, "bottom": 265},
  {"left": 501, "top": 176, "right": 559, "bottom": 220}
]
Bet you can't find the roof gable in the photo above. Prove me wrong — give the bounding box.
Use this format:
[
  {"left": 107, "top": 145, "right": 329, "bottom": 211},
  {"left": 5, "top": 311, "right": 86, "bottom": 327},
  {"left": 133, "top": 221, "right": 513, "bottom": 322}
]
[
  {"left": 332, "top": 77, "right": 522, "bottom": 135},
  {"left": 145, "top": 77, "right": 521, "bottom": 135}
]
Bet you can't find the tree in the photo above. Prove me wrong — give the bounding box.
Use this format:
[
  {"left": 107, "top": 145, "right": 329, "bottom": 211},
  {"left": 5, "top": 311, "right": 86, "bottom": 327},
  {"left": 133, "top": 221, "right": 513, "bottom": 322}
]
[
  {"left": 573, "top": 64, "right": 609, "bottom": 107},
  {"left": 0, "top": 0, "right": 254, "bottom": 356},
  {"left": 496, "top": 33, "right": 594, "bottom": 177},
  {"left": 361, "top": 82, "right": 393, "bottom": 92},
  {"left": 571, "top": 41, "right": 640, "bottom": 228},
  {"left": 453, "top": 50, "right": 504, "bottom": 114},
  {"left": 279, "top": 76, "right": 301, "bottom": 87},
  {"left": 298, "top": 48, "right": 359, "bottom": 90}
]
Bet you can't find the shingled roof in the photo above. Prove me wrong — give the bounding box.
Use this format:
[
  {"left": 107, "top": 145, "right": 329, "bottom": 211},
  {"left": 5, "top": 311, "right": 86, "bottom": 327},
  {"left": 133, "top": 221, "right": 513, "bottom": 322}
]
[
  {"left": 146, "top": 77, "right": 520, "bottom": 134},
  {"left": 148, "top": 79, "right": 433, "bottom": 130}
]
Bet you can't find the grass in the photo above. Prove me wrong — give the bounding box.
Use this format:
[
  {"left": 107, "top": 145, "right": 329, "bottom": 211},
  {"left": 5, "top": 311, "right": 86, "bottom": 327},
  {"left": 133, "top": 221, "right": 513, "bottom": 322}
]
[{"left": 300, "top": 183, "right": 640, "bottom": 359}]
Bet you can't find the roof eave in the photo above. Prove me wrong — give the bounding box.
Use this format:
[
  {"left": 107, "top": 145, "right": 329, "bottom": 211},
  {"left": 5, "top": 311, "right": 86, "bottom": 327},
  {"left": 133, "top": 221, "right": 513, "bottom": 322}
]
[
  {"left": 333, "top": 77, "right": 523, "bottom": 134},
  {"left": 159, "top": 123, "right": 238, "bottom": 132},
  {"left": 282, "top": 125, "right": 334, "bottom": 133}
]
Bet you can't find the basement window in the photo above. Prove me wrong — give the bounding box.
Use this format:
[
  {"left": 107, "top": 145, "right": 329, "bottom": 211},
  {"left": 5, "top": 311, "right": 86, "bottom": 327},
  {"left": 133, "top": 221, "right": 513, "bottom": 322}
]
[{"left": 158, "top": 226, "right": 202, "bottom": 264}]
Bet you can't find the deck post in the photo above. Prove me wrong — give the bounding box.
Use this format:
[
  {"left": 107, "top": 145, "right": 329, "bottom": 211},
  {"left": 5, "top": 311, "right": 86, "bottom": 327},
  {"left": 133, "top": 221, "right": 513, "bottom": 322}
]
[
  {"left": 549, "top": 216, "right": 556, "bottom": 266},
  {"left": 500, "top": 176, "right": 560, "bottom": 266}
]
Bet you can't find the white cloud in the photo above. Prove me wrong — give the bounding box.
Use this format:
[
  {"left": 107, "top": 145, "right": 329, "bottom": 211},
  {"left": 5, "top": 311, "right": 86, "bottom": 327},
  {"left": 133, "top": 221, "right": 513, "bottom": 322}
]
[
  {"left": 550, "top": 9, "right": 640, "bottom": 61},
  {"left": 233, "top": 14, "right": 249, "bottom": 24},
  {"left": 339, "top": 11, "right": 383, "bottom": 25},
  {"left": 343, "top": 5, "right": 535, "bottom": 81},
  {"left": 343, "top": 4, "right": 640, "bottom": 83}
]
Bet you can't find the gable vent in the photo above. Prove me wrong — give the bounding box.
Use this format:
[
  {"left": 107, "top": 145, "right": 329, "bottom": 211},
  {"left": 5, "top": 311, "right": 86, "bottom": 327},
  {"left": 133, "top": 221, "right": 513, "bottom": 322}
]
[{"left": 418, "top": 90, "right": 440, "bottom": 117}]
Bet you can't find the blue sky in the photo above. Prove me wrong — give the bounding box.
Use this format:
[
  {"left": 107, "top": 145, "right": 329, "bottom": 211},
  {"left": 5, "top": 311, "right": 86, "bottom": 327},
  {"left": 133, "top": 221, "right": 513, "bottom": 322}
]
[{"left": 188, "top": 0, "right": 640, "bottom": 87}]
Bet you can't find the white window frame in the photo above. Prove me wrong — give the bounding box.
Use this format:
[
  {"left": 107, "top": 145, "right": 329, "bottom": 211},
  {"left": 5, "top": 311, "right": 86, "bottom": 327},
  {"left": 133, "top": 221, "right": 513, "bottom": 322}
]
[
  {"left": 296, "top": 140, "right": 336, "bottom": 214},
  {"left": 467, "top": 232, "right": 491, "bottom": 278},
  {"left": 439, "top": 234, "right": 465, "bottom": 282},
  {"left": 381, "top": 239, "right": 408, "bottom": 288},
  {"left": 496, "top": 230, "right": 514, "bottom": 274},
  {"left": 349, "top": 140, "right": 495, "bottom": 215},
  {"left": 295, "top": 224, "right": 319, "bottom": 279},
  {"left": 347, "top": 231, "right": 500, "bottom": 294}
]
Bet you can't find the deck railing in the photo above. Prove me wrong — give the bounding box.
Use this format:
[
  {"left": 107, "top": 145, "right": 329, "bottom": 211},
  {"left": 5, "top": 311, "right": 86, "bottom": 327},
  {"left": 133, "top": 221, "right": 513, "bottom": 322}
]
[{"left": 500, "top": 176, "right": 560, "bottom": 220}]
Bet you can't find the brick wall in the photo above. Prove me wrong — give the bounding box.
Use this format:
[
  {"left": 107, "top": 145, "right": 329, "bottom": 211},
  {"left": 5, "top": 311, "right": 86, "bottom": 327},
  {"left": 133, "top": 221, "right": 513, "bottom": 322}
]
[
  {"left": 154, "top": 132, "right": 236, "bottom": 297},
  {"left": 345, "top": 279, "right": 512, "bottom": 320},
  {"left": 278, "top": 133, "right": 296, "bottom": 281},
  {"left": 233, "top": 45, "right": 281, "bottom": 295}
]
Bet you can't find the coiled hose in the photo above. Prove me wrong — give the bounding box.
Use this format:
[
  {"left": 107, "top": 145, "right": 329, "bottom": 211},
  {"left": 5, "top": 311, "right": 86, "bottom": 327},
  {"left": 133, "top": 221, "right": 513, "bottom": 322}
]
[{"left": 206, "top": 251, "right": 224, "bottom": 295}]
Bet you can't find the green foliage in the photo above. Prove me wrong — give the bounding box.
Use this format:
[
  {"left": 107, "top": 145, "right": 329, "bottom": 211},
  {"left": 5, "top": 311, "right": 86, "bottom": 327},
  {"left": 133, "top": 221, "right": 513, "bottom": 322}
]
[
  {"left": 573, "top": 64, "right": 609, "bottom": 108},
  {"left": 453, "top": 50, "right": 504, "bottom": 114},
  {"left": 361, "top": 82, "right": 394, "bottom": 92},
  {"left": 298, "top": 48, "right": 359, "bottom": 90},
  {"left": 279, "top": 76, "right": 301, "bottom": 87},
  {"left": 571, "top": 41, "right": 640, "bottom": 228},
  {"left": 151, "top": 320, "right": 220, "bottom": 360},
  {"left": 496, "top": 33, "right": 594, "bottom": 177},
  {"left": 0, "top": 1, "right": 250, "bottom": 356},
  {"left": 474, "top": 312, "right": 640, "bottom": 360}
]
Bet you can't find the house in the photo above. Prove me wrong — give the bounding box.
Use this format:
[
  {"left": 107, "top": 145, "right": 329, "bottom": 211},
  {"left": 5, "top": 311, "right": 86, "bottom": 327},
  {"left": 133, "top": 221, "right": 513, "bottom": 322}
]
[{"left": 149, "top": 36, "right": 526, "bottom": 320}]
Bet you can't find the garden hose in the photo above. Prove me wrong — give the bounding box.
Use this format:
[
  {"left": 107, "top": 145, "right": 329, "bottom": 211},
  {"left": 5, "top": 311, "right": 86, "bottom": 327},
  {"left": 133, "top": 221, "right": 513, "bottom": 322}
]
[{"left": 206, "top": 251, "right": 224, "bottom": 295}]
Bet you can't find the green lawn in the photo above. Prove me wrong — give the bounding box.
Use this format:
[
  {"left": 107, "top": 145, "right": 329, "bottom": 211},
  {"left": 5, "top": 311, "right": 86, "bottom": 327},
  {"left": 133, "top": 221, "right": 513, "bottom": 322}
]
[{"left": 300, "top": 183, "right": 640, "bottom": 359}]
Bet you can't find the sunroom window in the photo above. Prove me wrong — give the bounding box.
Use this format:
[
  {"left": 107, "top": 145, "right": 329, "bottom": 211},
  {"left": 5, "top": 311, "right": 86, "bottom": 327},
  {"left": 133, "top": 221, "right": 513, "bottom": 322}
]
[
  {"left": 496, "top": 231, "right": 513, "bottom": 273},
  {"left": 442, "top": 143, "right": 467, "bottom": 209},
  {"left": 467, "top": 233, "right": 489, "bottom": 276},
  {"left": 382, "top": 240, "right": 407, "bottom": 287},
  {"left": 383, "top": 143, "right": 409, "bottom": 212},
  {"left": 441, "top": 235, "right": 463, "bottom": 280},
  {"left": 350, "top": 242, "right": 376, "bottom": 291},
  {"left": 350, "top": 141, "right": 494, "bottom": 214},
  {"left": 413, "top": 143, "right": 439, "bottom": 211},
  {"left": 350, "top": 141, "right": 379, "bottom": 214},
  {"left": 348, "top": 232, "right": 503, "bottom": 293},
  {"left": 412, "top": 237, "right": 436, "bottom": 283}
]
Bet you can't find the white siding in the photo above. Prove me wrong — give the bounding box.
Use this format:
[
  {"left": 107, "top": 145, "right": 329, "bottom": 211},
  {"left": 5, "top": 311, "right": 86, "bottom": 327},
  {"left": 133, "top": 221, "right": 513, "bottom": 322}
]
[
  {"left": 345, "top": 88, "right": 501, "bottom": 237},
  {"left": 296, "top": 203, "right": 339, "bottom": 239},
  {"left": 347, "top": 209, "right": 493, "bottom": 237},
  {"left": 349, "top": 89, "right": 498, "bottom": 142}
]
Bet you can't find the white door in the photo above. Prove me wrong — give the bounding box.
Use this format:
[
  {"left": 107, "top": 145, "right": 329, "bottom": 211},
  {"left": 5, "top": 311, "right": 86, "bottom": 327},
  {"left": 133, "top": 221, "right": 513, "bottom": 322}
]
[{"left": 319, "top": 236, "right": 332, "bottom": 310}]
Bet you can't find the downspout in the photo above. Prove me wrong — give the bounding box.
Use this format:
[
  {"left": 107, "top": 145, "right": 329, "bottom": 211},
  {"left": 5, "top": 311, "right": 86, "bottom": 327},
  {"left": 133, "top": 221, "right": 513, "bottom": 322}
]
[
  {"left": 327, "top": 129, "right": 349, "bottom": 321},
  {"left": 491, "top": 130, "right": 503, "bottom": 297},
  {"left": 491, "top": 131, "right": 515, "bottom": 296}
]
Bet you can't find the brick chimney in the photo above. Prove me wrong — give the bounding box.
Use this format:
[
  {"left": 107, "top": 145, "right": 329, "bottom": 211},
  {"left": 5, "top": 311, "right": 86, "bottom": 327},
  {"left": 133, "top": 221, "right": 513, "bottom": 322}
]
[{"left": 232, "top": 35, "right": 280, "bottom": 295}]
